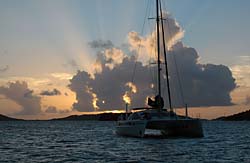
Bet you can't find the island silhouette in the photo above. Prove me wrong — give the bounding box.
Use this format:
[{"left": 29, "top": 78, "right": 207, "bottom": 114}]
[{"left": 1, "top": 109, "right": 250, "bottom": 121}]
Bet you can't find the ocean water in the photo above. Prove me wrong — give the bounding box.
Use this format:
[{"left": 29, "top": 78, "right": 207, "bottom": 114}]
[{"left": 0, "top": 121, "right": 250, "bottom": 163}]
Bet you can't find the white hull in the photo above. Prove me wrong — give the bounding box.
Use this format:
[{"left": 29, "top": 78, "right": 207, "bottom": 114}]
[
  {"left": 115, "top": 110, "right": 203, "bottom": 138},
  {"left": 116, "top": 120, "right": 147, "bottom": 138}
]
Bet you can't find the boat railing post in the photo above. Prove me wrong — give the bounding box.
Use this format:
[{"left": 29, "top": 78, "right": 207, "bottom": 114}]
[
  {"left": 185, "top": 104, "right": 188, "bottom": 118},
  {"left": 125, "top": 103, "right": 128, "bottom": 120}
]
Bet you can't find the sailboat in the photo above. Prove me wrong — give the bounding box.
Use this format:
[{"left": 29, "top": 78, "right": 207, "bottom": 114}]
[{"left": 115, "top": 0, "right": 203, "bottom": 138}]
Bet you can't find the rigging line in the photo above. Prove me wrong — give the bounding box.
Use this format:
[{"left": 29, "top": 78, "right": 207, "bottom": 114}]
[
  {"left": 148, "top": 17, "right": 157, "bottom": 96},
  {"left": 165, "top": 12, "right": 186, "bottom": 108},
  {"left": 131, "top": 0, "right": 150, "bottom": 84},
  {"left": 172, "top": 48, "right": 186, "bottom": 107},
  {"left": 159, "top": 0, "right": 173, "bottom": 112},
  {"left": 149, "top": 9, "right": 158, "bottom": 96},
  {"left": 161, "top": 0, "right": 177, "bottom": 105},
  {"left": 162, "top": 72, "right": 167, "bottom": 97},
  {"left": 149, "top": 28, "right": 157, "bottom": 95},
  {"left": 161, "top": 0, "right": 185, "bottom": 107},
  {"left": 145, "top": 0, "right": 158, "bottom": 96},
  {"left": 153, "top": 27, "right": 158, "bottom": 95}
]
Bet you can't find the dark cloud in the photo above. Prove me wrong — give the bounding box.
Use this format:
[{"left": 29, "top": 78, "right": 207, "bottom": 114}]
[
  {"left": 167, "top": 42, "right": 236, "bottom": 107},
  {"left": 88, "top": 40, "right": 113, "bottom": 49},
  {"left": 93, "top": 56, "right": 153, "bottom": 110},
  {"left": 0, "top": 65, "right": 9, "bottom": 73},
  {"left": 69, "top": 40, "right": 236, "bottom": 112},
  {"left": 0, "top": 81, "right": 42, "bottom": 115},
  {"left": 40, "top": 88, "right": 61, "bottom": 96},
  {"left": 68, "top": 71, "right": 95, "bottom": 112},
  {"left": 69, "top": 12, "right": 236, "bottom": 112}
]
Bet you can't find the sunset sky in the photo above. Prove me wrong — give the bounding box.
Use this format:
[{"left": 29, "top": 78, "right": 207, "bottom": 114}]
[{"left": 0, "top": 0, "right": 249, "bottom": 120}]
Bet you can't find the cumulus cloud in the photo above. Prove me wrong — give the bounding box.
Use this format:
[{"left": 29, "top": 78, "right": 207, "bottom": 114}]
[
  {"left": 40, "top": 88, "right": 61, "bottom": 96},
  {"left": 69, "top": 56, "right": 153, "bottom": 112},
  {"left": 0, "top": 81, "right": 42, "bottom": 115},
  {"left": 230, "top": 56, "right": 250, "bottom": 104},
  {"left": 69, "top": 41, "right": 236, "bottom": 111},
  {"left": 68, "top": 11, "right": 236, "bottom": 112},
  {"left": 68, "top": 71, "right": 96, "bottom": 112},
  {"left": 231, "top": 59, "right": 250, "bottom": 88},
  {"left": 167, "top": 42, "right": 236, "bottom": 107},
  {"left": 127, "top": 12, "right": 184, "bottom": 64},
  {"left": 161, "top": 12, "right": 184, "bottom": 47},
  {"left": 104, "top": 48, "right": 126, "bottom": 69}
]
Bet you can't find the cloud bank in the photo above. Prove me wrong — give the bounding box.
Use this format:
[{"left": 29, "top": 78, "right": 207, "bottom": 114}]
[
  {"left": 167, "top": 42, "right": 236, "bottom": 107},
  {"left": 68, "top": 13, "right": 236, "bottom": 112},
  {"left": 0, "top": 12, "right": 237, "bottom": 115},
  {"left": 40, "top": 88, "right": 61, "bottom": 96},
  {"left": 0, "top": 82, "right": 66, "bottom": 115},
  {"left": 69, "top": 43, "right": 236, "bottom": 111},
  {"left": 0, "top": 81, "right": 42, "bottom": 115}
]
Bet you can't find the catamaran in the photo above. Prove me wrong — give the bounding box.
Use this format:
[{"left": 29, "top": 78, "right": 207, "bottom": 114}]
[{"left": 115, "top": 0, "right": 203, "bottom": 138}]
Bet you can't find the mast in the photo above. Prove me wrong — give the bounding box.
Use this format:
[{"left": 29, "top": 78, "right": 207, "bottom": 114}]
[
  {"left": 159, "top": 0, "right": 173, "bottom": 113},
  {"left": 151, "top": 0, "right": 173, "bottom": 112},
  {"left": 156, "top": 0, "right": 161, "bottom": 98}
]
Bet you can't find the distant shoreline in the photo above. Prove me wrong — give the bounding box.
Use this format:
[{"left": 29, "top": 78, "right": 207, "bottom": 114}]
[
  {"left": 0, "top": 113, "right": 127, "bottom": 121},
  {"left": 215, "top": 109, "right": 250, "bottom": 121},
  {"left": 1, "top": 109, "right": 250, "bottom": 121}
]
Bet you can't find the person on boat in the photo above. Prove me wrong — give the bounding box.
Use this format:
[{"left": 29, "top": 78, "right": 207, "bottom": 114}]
[{"left": 147, "top": 95, "right": 164, "bottom": 109}]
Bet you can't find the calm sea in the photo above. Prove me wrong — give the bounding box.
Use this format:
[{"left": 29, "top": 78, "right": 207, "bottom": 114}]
[{"left": 0, "top": 121, "right": 250, "bottom": 163}]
